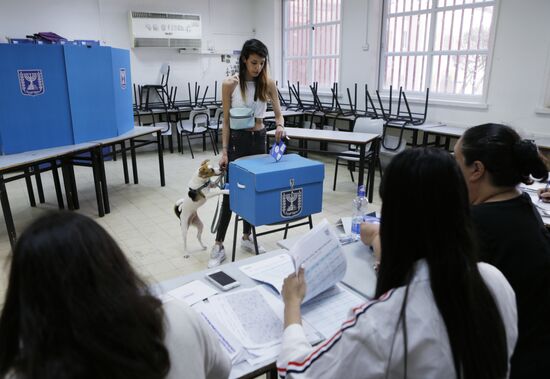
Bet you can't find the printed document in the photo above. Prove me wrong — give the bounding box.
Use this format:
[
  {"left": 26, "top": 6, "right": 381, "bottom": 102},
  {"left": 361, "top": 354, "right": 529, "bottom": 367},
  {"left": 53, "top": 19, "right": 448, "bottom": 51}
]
[{"left": 240, "top": 219, "right": 347, "bottom": 304}]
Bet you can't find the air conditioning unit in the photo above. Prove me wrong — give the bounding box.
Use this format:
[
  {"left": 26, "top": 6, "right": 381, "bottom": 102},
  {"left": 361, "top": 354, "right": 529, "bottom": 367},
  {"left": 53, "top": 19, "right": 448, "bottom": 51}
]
[{"left": 129, "top": 11, "right": 202, "bottom": 49}]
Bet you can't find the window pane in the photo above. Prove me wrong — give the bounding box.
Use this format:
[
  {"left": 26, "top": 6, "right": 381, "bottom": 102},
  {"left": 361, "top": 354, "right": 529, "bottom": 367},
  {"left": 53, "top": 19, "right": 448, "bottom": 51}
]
[
  {"left": 286, "top": 0, "right": 310, "bottom": 28},
  {"left": 313, "top": 24, "right": 340, "bottom": 56},
  {"left": 286, "top": 59, "right": 308, "bottom": 84},
  {"left": 287, "top": 27, "right": 310, "bottom": 58},
  {"left": 312, "top": 58, "right": 339, "bottom": 87}
]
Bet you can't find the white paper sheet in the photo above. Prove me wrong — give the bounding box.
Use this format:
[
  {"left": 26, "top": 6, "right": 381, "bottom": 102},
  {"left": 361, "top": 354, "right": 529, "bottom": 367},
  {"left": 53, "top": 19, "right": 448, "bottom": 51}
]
[
  {"left": 290, "top": 219, "right": 347, "bottom": 303},
  {"left": 207, "top": 287, "right": 285, "bottom": 349},
  {"left": 301, "top": 284, "right": 366, "bottom": 338},
  {"left": 167, "top": 280, "right": 218, "bottom": 306},
  {"left": 193, "top": 301, "right": 245, "bottom": 364},
  {"left": 239, "top": 253, "right": 294, "bottom": 293}
]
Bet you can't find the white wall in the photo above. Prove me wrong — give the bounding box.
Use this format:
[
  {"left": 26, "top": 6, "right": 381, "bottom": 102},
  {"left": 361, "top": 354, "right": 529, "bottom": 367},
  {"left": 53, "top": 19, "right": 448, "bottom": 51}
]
[
  {"left": 254, "top": 0, "right": 550, "bottom": 135},
  {"left": 0, "top": 0, "right": 256, "bottom": 101}
]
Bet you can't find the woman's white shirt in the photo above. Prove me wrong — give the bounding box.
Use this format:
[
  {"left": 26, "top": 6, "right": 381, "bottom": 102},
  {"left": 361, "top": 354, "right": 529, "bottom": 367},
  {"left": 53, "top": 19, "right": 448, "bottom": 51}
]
[
  {"left": 164, "top": 300, "right": 231, "bottom": 379},
  {"left": 277, "top": 261, "right": 518, "bottom": 379},
  {"left": 230, "top": 77, "right": 267, "bottom": 118}
]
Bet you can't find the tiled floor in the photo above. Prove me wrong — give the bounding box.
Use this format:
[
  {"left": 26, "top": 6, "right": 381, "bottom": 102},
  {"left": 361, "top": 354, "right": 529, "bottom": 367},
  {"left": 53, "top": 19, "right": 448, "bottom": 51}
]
[{"left": 0, "top": 146, "right": 382, "bottom": 307}]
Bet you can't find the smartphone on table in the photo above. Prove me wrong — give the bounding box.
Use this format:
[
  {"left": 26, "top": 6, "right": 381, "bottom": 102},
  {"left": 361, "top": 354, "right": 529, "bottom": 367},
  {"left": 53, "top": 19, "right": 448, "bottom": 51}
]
[{"left": 205, "top": 270, "right": 240, "bottom": 291}]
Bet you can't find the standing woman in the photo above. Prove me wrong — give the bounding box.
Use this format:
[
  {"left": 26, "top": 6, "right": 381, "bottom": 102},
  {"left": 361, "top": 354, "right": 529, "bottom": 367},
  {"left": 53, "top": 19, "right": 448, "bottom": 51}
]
[
  {"left": 0, "top": 212, "right": 231, "bottom": 379},
  {"left": 454, "top": 123, "right": 550, "bottom": 378},
  {"left": 208, "top": 39, "right": 286, "bottom": 268},
  {"left": 278, "top": 148, "right": 518, "bottom": 378}
]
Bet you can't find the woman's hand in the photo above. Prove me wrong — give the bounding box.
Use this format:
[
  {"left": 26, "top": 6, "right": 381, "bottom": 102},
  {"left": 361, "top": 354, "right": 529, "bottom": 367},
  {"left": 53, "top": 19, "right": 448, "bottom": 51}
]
[
  {"left": 282, "top": 267, "right": 306, "bottom": 327},
  {"left": 538, "top": 188, "right": 550, "bottom": 203},
  {"left": 275, "top": 125, "right": 286, "bottom": 143},
  {"left": 360, "top": 222, "right": 381, "bottom": 262},
  {"left": 219, "top": 153, "right": 228, "bottom": 171}
]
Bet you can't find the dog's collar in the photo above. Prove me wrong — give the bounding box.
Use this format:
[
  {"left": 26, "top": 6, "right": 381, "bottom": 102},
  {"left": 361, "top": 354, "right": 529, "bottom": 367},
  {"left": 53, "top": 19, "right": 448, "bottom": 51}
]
[{"left": 189, "top": 180, "right": 211, "bottom": 193}]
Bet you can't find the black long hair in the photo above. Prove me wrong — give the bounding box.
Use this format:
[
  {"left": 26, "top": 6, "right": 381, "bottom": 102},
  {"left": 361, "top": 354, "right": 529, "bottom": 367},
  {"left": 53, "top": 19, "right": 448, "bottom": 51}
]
[
  {"left": 461, "top": 123, "right": 548, "bottom": 186},
  {"left": 375, "top": 148, "right": 508, "bottom": 379},
  {"left": 239, "top": 38, "right": 270, "bottom": 102},
  {"left": 0, "top": 212, "right": 170, "bottom": 379}
]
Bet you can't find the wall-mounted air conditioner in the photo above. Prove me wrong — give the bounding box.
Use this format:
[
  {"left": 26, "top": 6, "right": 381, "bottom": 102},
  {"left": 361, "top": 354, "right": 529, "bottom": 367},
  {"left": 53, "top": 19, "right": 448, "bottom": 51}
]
[{"left": 129, "top": 11, "right": 202, "bottom": 49}]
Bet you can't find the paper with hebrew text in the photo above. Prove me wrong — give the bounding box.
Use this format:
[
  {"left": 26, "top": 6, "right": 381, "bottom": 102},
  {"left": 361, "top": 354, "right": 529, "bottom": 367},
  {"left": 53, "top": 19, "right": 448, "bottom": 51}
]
[{"left": 289, "top": 218, "right": 347, "bottom": 303}]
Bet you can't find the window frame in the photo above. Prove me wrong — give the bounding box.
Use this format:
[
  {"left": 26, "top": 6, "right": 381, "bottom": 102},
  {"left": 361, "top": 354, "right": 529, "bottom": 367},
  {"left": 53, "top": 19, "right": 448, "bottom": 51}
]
[
  {"left": 378, "top": 0, "right": 500, "bottom": 105},
  {"left": 282, "top": 0, "right": 343, "bottom": 91}
]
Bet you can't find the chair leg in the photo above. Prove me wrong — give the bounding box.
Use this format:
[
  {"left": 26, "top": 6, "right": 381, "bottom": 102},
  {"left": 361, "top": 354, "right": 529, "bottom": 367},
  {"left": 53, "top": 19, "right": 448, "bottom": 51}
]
[
  {"left": 349, "top": 164, "right": 355, "bottom": 183},
  {"left": 333, "top": 157, "right": 340, "bottom": 191},
  {"left": 209, "top": 131, "right": 218, "bottom": 155},
  {"left": 202, "top": 133, "right": 206, "bottom": 151},
  {"left": 186, "top": 135, "right": 194, "bottom": 159}
]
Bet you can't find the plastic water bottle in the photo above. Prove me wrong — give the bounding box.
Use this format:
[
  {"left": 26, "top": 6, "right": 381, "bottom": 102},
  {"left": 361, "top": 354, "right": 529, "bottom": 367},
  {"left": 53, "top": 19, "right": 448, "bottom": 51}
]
[{"left": 351, "top": 185, "right": 368, "bottom": 241}]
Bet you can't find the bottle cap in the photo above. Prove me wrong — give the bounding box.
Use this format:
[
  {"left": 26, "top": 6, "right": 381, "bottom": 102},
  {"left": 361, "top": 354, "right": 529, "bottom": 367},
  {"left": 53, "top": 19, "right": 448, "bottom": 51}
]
[{"left": 357, "top": 185, "right": 366, "bottom": 197}]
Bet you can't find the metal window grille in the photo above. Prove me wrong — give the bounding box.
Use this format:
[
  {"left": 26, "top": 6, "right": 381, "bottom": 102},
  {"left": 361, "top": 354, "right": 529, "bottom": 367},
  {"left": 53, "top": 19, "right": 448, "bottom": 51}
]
[
  {"left": 380, "top": 0, "right": 497, "bottom": 98},
  {"left": 283, "top": 0, "right": 342, "bottom": 89}
]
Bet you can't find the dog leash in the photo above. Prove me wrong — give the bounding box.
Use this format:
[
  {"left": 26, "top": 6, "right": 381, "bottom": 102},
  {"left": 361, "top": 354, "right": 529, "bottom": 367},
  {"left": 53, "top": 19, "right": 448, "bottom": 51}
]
[{"left": 210, "top": 174, "right": 226, "bottom": 234}]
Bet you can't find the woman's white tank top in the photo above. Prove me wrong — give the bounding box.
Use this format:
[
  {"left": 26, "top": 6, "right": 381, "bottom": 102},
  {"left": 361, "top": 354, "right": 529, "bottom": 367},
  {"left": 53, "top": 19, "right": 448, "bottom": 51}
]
[{"left": 231, "top": 80, "right": 267, "bottom": 118}]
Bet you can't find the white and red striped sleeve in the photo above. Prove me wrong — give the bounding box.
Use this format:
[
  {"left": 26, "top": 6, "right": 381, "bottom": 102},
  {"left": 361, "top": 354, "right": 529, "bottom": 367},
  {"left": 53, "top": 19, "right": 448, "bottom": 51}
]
[{"left": 276, "top": 294, "right": 393, "bottom": 379}]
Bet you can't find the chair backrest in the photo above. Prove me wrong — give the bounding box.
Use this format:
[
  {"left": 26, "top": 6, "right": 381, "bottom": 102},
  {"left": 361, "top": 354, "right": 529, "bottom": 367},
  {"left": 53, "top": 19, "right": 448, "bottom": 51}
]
[
  {"left": 212, "top": 108, "right": 223, "bottom": 128},
  {"left": 190, "top": 109, "right": 209, "bottom": 128},
  {"left": 353, "top": 117, "right": 384, "bottom": 136}
]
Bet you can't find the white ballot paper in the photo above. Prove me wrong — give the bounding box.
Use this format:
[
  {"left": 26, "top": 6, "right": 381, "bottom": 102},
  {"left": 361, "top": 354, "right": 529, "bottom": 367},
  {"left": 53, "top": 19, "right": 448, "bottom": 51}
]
[
  {"left": 239, "top": 219, "right": 347, "bottom": 304},
  {"left": 167, "top": 280, "right": 218, "bottom": 306},
  {"left": 289, "top": 218, "right": 347, "bottom": 303}
]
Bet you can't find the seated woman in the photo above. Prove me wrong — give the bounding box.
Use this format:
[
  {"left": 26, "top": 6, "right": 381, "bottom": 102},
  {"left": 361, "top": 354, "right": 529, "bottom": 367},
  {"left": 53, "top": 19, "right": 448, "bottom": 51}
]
[
  {"left": 0, "top": 212, "right": 231, "bottom": 379},
  {"left": 277, "top": 148, "right": 518, "bottom": 378},
  {"left": 454, "top": 123, "right": 550, "bottom": 378}
]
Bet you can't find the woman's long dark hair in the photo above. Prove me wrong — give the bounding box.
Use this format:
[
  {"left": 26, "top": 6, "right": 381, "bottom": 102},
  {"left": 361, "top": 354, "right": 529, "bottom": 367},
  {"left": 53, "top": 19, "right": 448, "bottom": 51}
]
[
  {"left": 375, "top": 148, "right": 508, "bottom": 379},
  {"left": 239, "top": 38, "right": 270, "bottom": 103},
  {"left": 0, "top": 212, "right": 170, "bottom": 379},
  {"left": 461, "top": 123, "right": 548, "bottom": 186}
]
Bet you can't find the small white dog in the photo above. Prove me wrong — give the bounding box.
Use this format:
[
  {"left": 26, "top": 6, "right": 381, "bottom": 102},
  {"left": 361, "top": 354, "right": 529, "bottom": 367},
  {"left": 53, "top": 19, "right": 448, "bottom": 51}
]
[{"left": 174, "top": 159, "right": 228, "bottom": 252}]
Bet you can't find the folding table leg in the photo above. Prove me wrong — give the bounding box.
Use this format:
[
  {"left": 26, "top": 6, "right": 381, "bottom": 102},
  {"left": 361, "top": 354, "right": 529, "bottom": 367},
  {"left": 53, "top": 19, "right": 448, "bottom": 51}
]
[
  {"left": 0, "top": 175, "right": 17, "bottom": 247},
  {"left": 130, "top": 138, "right": 139, "bottom": 184},
  {"left": 61, "top": 159, "right": 75, "bottom": 210},
  {"left": 120, "top": 141, "right": 129, "bottom": 184},
  {"left": 24, "top": 168, "right": 36, "bottom": 207},
  {"left": 34, "top": 165, "right": 45, "bottom": 203},
  {"left": 96, "top": 148, "right": 110, "bottom": 214},
  {"left": 68, "top": 162, "right": 79, "bottom": 210},
  {"left": 156, "top": 131, "right": 166, "bottom": 186},
  {"left": 51, "top": 161, "right": 64, "bottom": 209},
  {"left": 91, "top": 147, "right": 105, "bottom": 217}
]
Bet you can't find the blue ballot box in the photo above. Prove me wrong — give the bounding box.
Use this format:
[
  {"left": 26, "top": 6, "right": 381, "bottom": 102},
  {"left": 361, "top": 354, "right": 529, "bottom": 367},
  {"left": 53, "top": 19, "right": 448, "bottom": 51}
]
[{"left": 229, "top": 154, "right": 324, "bottom": 226}]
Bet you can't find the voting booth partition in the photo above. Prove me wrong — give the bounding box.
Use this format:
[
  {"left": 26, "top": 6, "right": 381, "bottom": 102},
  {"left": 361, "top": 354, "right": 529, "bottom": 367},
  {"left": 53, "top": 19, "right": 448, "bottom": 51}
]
[
  {"left": 0, "top": 44, "right": 133, "bottom": 154},
  {"left": 229, "top": 154, "right": 324, "bottom": 226}
]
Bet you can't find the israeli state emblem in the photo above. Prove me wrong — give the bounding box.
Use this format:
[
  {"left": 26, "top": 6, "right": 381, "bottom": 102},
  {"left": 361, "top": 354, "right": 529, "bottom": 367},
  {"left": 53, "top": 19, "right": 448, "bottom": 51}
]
[
  {"left": 281, "top": 188, "right": 303, "bottom": 218},
  {"left": 18, "top": 69, "right": 45, "bottom": 96},
  {"left": 119, "top": 68, "right": 127, "bottom": 90}
]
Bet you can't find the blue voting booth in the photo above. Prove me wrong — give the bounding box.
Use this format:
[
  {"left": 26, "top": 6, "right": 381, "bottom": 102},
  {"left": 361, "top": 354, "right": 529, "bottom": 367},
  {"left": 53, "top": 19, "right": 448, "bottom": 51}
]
[
  {"left": 0, "top": 44, "right": 133, "bottom": 154},
  {"left": 229, "top": 154, "right": 324, "bottom": 226}
]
